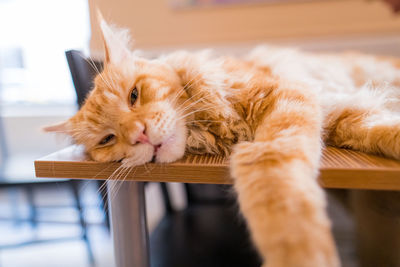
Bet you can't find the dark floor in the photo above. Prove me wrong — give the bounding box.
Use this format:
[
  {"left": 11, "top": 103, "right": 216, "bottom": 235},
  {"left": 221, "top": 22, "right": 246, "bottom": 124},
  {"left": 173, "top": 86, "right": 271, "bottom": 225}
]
[
  {"left": 151, "top": 204, "right": 262, "bottom": 267},
  {"left": 150, "top": 189, "right": 358, "bottom": 267}
]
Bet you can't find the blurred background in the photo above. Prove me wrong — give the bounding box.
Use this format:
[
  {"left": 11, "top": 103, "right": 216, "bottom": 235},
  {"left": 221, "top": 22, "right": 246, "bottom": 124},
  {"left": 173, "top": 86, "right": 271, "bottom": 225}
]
[{"left": 0, "top": 0, "right": 399, "bottom": 266}]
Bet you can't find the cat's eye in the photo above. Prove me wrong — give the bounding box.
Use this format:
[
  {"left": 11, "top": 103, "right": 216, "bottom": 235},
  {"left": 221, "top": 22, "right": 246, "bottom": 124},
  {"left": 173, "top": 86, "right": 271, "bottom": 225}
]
[
  {"left": 99, "top": 134, "right": 115, "bottom": 146},
  {"left": 130, "top": 87, "right": 138, "bottom": 106}
]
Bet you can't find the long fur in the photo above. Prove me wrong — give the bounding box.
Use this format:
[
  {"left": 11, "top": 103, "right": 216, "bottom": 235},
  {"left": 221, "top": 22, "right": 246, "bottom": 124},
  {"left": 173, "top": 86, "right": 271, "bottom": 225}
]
[{"left": 45, "top": 19, "right": 400, "bottom": 267}]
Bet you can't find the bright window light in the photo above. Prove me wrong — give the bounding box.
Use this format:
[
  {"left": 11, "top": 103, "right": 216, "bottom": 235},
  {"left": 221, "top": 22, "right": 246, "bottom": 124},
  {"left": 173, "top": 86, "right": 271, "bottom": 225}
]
[{"left": 0, "top": 0, "right": 90, "bottom": 106}]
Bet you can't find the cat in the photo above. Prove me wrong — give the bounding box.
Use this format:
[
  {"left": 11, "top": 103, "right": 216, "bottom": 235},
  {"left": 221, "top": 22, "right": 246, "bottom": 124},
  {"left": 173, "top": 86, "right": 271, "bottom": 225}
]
[{"left": 45, "top": 16, "right": 400, "bottom": 267}]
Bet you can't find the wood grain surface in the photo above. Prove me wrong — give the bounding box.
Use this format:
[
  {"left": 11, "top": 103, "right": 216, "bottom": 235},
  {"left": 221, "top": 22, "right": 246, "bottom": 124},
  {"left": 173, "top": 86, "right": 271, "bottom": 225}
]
[{"left": 35, "top": 146, "right": 400, "bottom": 190}]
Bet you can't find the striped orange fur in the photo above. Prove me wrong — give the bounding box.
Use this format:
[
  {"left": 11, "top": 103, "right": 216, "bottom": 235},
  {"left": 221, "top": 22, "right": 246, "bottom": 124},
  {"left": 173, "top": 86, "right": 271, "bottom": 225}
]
[{"left": 45, "top": 18, "right": 400, "bottom": 267}]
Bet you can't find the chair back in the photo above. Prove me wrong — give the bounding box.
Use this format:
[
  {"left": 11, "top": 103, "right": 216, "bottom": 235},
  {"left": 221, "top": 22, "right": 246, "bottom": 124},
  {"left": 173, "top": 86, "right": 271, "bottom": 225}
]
[{"left": 65, "top": 50, "right": 103, "bottom": 108}]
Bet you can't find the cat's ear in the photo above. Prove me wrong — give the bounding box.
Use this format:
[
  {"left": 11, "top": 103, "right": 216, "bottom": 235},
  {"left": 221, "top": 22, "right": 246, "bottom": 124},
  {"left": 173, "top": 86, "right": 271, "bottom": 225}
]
[
  {"left": 43, "top": 121, "right": 71, "bottom": 134},
  {"left": 97, "top": 10, "right": 132, "bottom": 65}
]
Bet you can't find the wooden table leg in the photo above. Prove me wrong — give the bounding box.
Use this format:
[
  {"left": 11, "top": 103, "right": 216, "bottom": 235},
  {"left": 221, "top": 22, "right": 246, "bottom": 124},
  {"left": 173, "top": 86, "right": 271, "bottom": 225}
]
[
  {"left": 351, "top": 190, "right": 400, "bottom": 267},
  {"left": 107, "top": 181, "right": 150, "bottom": 267}
]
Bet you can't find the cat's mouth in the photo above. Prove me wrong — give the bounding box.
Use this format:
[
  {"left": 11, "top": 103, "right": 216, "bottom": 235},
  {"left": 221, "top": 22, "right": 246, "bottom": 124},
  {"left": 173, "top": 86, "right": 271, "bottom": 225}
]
[
  {"left": 151, "top": 144, "right": 162, "bottom": 162},
  {"left": 154, "top": 144, "right": 162, "bottom": 153}
]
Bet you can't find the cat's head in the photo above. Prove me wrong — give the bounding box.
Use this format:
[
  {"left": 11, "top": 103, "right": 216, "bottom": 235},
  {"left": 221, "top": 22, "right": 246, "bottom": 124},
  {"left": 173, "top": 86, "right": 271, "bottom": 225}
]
[{"left": 45, "top": 19, "right": 188, "bottom": 166}]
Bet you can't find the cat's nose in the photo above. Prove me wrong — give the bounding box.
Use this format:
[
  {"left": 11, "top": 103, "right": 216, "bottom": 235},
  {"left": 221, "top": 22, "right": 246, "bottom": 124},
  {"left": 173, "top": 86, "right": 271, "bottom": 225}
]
[
  {"left": 129, "top": 122, "right": 149, "bottom": 145},
  {"left": 136, "top": 130, "right": 149, "bottom": 144}
]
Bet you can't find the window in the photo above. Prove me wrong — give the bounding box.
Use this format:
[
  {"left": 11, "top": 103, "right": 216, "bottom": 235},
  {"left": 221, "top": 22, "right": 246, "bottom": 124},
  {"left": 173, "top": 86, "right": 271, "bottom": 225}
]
[{"left": 0, "top": 0, "right": 90, "bottom": 107}]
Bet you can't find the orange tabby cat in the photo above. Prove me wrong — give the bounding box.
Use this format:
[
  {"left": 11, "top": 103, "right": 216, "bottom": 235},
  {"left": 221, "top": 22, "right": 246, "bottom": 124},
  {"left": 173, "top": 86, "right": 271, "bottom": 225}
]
[{"left": 46, "top": 17, "right": 400, "bottom": 267}]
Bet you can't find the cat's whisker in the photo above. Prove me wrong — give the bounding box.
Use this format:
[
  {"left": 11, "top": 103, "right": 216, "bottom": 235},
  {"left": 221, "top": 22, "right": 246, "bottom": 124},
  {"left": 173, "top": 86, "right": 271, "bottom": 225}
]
[
  {"left": 186, "top": 119, "right": 223, "bottom": 125},
  {"left": 89, "top": 59, "right": 102, "bottom": 78},
  {"left": 97, "top": 181, "right": 109, "bottom": 202},
  {"left": 176, "top": 96, "right": 207, "bottom": 115},
  {"left": 177, "top": 89, "right": 214, "bottom": 108},
  {"left": 109, "top": 166, "right": 132, "bottom": 203},
  {"left": 177, "top": 106, "right": 219, "bottom": 121},
  {"left": 182, "top": 70, "right": 203, "bottom": 89},
  {"left": 106, "top": 171, "right": 121, "bottom": 198},
  {"left": 113, "top": 166, "right": 137, "bottom": 203},
  {"left": 89, "top": 162, "right": 118, "bottom": 185},
  {"left": 84, "top": 182, "right": 110, "bottom": 209},
  {"left": 175, "top": 90, "right": 215, "bottom": 115},
  {"left": 158, "top": 162, "right": 166, "bottom": 174},
  {"left": 95, "top": 184, "right": 109, "bottom": 214},
  {"left": 81, "top": 55, "right": 114, "bottom": 91},
  {"left": 99, "top": 165, "right": 126, "bottom": 213},
  {"left": 103, "top": 67, "right": 118, "bottom": 91},
  {"left": 186, "top": 71, "right": 206, "bottom": 89},
  {"left": 184, "top": 70, "right": 202, "bottom": 85},
  {"left": 177, "top": 100, "right": 217, "bottom": 117},
  {"left": 81, "top": 55, "right": 99, "bottom": 76},
  {"left": 109, "top": 166, "right": 131, "bottom": 202},
  {"left": 147, "top": 162, "right": 157, "bottom": 173},
  {"left": 143, "top": 162, "right": 151, "bottom": 175},
  {"left": 170, "top": 85, "right": 188, "bottom": 106},
  {"left": 98, "top": 72, "right": 113, "bottom": 91},
  {"left": 122, "top": 167, "right": 134, "bottom": 186},
  {"left": 172, "top": 71, "right": 210, "bottom": 109},
  {"left": 98, "top": 65, "right": 116, "bottom": 89},
  {"left": 107, "top": 68, "right": 120, "bottom": 92},
  {"left": 106, "top": 166, "right": 139, "bottom": 209},
  {"left": 106, "top": 165, "right": 126, "bottom": 194},
  {"left": 174, "top": 88, "right": 207, "bottom": 111},
  {"left": 177, "top": 102, "right": 216, "bottom": 117}
]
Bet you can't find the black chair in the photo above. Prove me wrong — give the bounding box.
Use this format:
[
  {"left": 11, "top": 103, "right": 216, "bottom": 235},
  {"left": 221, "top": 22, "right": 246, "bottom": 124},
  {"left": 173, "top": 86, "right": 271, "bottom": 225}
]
[{"left": 65, "top": 50, "right": 103, "bottom": 108}]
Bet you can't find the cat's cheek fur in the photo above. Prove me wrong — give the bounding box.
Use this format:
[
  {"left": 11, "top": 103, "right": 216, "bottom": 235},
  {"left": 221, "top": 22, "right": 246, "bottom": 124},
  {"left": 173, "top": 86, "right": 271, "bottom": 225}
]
[
  {"left": 90, "top": 147, "right": 124, "bottom": 163},
  {"left": 156, "top": 122, "right": 187, "bottom": 163},
  {"left": 122, "top": 143, "right": 154, "bottom": 166}
]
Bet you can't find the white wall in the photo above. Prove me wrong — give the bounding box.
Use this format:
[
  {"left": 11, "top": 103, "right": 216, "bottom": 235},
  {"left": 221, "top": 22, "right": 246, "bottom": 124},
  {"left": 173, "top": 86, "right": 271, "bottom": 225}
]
[{"left": 2, "top": 107, "right": 74, "bottom": 156}]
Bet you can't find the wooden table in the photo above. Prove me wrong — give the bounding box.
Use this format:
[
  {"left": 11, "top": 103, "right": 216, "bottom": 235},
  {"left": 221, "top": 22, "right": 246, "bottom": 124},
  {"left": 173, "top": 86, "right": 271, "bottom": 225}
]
[{"left": 35, "top": 145, "right": 400, "bottom": 267}]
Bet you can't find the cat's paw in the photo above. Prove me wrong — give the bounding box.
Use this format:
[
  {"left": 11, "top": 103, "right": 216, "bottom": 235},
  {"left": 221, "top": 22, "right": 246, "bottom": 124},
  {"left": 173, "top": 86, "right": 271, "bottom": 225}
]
[
  {"left": 264, "top": 252, "right": 340, "bottom": 267},
  {"left": 264, "top": 256, "right": 340, "bottom": 267},
  {"left": 260, "top": 225, "right": 341, "bottom": 267}
]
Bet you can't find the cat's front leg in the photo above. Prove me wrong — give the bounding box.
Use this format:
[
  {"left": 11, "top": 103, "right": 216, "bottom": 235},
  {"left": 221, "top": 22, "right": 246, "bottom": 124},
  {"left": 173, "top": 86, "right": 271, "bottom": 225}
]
[
  {"left": 231, "top": 142, "right": 338, "bottom": 267},
  {"left": 230, "top": 84, "right": 340, "bottom": 267}
]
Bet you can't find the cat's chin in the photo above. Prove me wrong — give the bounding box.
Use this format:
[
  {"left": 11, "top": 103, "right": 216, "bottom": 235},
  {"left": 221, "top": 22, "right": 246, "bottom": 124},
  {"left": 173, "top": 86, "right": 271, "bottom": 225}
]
[
  {"left": 155, "top": 144, "right": 185, "bottom": 163},
  {"left": 120, "top": 136, "right": 186, "bottom": 166},
  {"left": 155, "top": 133, "right": 186, "bottom": 163},
  {"left": 154, "top": 121, "right": 187, "bottom": 163},
  {"left": 121, "top": 143, "right": 154, "bottom": 167}
]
